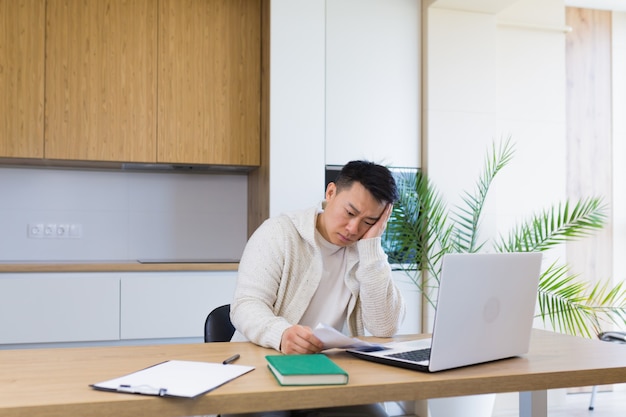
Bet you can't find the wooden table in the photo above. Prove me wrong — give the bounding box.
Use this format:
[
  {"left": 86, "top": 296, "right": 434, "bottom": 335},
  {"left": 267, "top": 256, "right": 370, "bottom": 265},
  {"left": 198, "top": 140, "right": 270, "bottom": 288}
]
[{"left": 1, "top": 329, "right": 625, "bottom": 417}]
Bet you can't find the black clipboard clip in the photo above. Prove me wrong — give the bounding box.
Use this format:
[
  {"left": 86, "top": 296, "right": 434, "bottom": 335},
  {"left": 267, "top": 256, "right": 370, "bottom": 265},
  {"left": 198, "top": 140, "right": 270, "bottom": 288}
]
[{"left": 117, "top": 384, "right": 168, "bottom": 396}]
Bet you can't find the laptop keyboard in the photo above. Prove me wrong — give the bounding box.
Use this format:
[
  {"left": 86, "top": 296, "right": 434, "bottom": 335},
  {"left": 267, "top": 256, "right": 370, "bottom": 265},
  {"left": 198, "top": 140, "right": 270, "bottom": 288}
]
[{"left": 386, "top": 348, "right": 431, "bottom": 362}]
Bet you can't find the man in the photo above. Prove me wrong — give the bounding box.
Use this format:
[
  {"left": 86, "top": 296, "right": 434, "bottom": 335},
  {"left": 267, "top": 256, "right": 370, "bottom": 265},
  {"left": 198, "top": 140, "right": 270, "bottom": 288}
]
[{"left": 229, "top": 160, "right": 405, "bottom": 417}]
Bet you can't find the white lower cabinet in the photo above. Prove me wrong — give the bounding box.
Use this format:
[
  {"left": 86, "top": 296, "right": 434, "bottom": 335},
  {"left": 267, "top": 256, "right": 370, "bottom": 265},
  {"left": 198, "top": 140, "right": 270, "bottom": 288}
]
[
  {"left": 0, "top": 274, "right": 120, "bottom": 344},
  {"left": 120, "top": 271, "right": 237, "bottom": 340},
  {"left": 0, "top": 271, "right": 238, "bottom": 346}
]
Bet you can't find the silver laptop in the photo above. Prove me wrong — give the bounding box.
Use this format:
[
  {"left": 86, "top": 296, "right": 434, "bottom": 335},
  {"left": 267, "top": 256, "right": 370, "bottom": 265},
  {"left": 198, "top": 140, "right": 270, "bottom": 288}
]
[{"left": 347, "top": 252, "right": 542, "bottom": 372}]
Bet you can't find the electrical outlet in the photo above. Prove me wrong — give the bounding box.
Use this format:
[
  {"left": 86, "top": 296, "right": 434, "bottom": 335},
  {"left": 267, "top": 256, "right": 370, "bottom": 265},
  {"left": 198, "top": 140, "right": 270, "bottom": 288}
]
[
  {"left": 56, "top": 224, "right": 70, "bottom": 238},
  {"left": 28, "top": 222, "right": 83, "bottom": 239},
  {"left": 43, "top": 224, "right": 57, "bottom": 238},
  {"left": 27, "top": 223, "right": 44, "bottom": 238}
]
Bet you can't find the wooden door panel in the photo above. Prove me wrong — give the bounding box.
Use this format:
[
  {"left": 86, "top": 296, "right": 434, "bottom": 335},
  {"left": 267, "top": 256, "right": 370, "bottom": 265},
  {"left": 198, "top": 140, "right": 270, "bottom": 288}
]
[
  {"left": 0, "top": 0, "right": 45, "bottom": 158},
  {"left": 158, "top": 0, "right": 261, "bottom": 166},
  {"left": 45, "top": 0, "right": 157, "bottom": 162}
]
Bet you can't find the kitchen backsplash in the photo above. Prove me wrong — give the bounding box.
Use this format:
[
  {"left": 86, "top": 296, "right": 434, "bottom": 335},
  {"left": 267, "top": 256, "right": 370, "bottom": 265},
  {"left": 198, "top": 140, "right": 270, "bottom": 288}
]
[{"left": 0, "top": 166, "right": 248, "bottom": 262}]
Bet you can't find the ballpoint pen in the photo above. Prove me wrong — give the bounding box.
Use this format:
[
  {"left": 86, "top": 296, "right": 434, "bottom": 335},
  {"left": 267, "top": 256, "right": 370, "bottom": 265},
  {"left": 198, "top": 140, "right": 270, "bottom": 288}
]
[{"left": 223, "top": 354, "right": 240, "bottom": 365}]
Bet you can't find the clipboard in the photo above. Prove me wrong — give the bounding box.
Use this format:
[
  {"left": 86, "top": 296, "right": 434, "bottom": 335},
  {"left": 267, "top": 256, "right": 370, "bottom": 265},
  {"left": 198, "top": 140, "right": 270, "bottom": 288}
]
[{"left": 91, "top": 359, "right": 255, "bottom": 398}]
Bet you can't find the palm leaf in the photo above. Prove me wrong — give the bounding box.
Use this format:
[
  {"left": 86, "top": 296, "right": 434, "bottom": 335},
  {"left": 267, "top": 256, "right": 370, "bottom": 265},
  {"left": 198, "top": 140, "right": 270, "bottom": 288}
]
[
  {"left": 537, "top": 262, "right": 626, "bottom": 337},
  {"left": 495, "top": 198, "right": 607, "bottom": 253},
  {"left": 452, "top": 137, "right": 515, "bottom": 253},
  {"left": 584, "top": 280, "right": 626, "bottom": 329}
]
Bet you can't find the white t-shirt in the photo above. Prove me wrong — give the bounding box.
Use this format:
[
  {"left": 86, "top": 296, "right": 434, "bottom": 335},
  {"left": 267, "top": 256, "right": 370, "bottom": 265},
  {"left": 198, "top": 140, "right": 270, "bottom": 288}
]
[{"left": 299, "top": 229, "right": 352, "bottom": 331}]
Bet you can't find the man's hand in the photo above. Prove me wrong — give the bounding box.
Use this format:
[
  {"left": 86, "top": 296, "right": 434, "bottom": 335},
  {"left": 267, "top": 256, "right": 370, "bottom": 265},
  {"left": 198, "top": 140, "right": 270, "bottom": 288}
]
[
  {"left": 362, "top": 203, "right": 393, "bottom": 240},
  {"left": 280, "top": 325, "right": 324, "bottom": 354}
]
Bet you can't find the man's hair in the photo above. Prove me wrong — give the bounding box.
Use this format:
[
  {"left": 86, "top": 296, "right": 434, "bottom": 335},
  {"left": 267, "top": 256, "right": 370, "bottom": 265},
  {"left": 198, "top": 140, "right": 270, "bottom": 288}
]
[{"left": 334, "top": 160, "right": 399, "bottom": 204}]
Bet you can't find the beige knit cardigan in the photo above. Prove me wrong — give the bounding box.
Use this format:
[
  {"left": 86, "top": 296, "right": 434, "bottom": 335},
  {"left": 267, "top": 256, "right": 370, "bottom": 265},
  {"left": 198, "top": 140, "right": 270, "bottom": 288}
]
[{"left": 230, "top": 203, "right": 406, "bottom": 351}]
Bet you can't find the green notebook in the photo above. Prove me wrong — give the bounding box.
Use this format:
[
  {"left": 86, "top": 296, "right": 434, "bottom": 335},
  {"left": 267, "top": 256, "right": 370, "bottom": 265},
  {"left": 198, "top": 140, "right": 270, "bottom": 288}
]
[{"left": 265, "top": 354, "right": 348, "bottom": 386}]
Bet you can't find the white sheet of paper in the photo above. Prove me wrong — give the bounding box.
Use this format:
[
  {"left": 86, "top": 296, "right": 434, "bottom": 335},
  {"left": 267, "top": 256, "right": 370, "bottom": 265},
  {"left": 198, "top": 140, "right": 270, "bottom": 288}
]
[
  {"left": 314, "top": 323, "right": 380, "bottom": 350},
  {"left": 91, "top": 360, "right": 254, "bottom": 398}
]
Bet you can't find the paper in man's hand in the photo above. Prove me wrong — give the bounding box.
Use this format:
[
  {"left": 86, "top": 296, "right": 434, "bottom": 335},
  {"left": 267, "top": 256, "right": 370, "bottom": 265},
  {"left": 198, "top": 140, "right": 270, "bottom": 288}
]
[{"left": 313, "top": 323, "right": 381, "bottom": 350}]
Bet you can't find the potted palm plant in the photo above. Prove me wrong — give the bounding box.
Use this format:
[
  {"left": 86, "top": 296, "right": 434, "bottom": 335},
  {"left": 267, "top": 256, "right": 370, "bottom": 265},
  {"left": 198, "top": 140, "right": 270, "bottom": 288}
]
[
  {"left": 384, "top": 137, "right": 626, "bottom": 336},
  {"left": 383, "top": 138, "right": 626, "bottom": 416}
]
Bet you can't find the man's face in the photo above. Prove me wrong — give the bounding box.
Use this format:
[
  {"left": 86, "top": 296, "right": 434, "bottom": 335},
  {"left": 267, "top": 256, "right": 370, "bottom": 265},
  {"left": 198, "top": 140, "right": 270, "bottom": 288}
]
[{"left": 317, "top": 181, "right": 386, "bottom": 246}]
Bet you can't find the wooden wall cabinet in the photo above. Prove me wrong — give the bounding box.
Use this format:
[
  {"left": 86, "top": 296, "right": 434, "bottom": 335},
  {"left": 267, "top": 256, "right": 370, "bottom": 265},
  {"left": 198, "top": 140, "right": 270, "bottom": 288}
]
[
  {"left": 0, "top": 0, "right": 45, "bottom": 159},
  {"left": 45, "top": 0, "right": 158, "bottom": 163},
  {"left": 158, "top": 0, "right": 261, "bottom": 166},
  {"left": 2, "top": 0, "right": 261, "bottom": 166}
]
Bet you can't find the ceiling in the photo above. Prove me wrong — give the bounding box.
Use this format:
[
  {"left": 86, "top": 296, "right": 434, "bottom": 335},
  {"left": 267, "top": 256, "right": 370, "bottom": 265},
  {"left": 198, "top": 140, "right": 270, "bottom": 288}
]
[
  {"left": 564, "top": 0, "right": 626, "bottom": 12},
  {"left": 429, "top": 0, "right": 520, "bottom": 13},
  {"left": 430, "top": 0, "right": 626, "bottom": 13}
]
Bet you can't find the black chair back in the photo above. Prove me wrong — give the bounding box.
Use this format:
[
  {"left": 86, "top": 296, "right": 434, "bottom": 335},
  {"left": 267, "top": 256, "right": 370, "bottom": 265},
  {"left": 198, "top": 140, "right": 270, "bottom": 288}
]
[{"left": 204, "top": 304, "right": 235, "bottom": 343}]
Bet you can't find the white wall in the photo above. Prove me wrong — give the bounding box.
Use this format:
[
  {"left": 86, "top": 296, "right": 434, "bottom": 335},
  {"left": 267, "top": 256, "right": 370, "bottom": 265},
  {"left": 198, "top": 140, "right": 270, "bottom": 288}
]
[
  {"left": 0, "top": 167, "right": 248, "bottom": 261},
  {"left": 326, "top": 0, "right": 420, "bottom": 168},
  {"left": 613, "top": 12, "right": 626, "bottom": 285},
  {"left": 495, "top": 0, "right": 568, "bottom": 255},
  {"left": 426, "top": 0, "right": 567, "bottom": 259},
  {"left": 425, "top": 7, "right": 498, "bottom": 217},
  {"left": 269, "top": 0, "right": 327, "bottom": 217}
]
